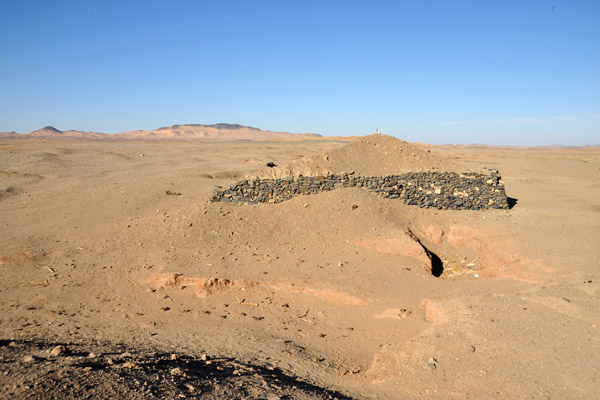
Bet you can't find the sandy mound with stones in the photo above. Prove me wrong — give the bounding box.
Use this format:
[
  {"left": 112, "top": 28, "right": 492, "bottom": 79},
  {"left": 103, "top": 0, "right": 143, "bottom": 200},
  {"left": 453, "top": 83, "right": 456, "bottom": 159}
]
[{"left": 256, "top": 133, "right": 463, "bottom": 179}]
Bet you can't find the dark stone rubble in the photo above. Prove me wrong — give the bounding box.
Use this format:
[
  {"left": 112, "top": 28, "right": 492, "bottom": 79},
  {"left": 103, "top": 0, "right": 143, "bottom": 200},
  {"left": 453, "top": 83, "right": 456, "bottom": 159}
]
[{"left": 211, "top": 170, "right": 509, "bottom": 210}]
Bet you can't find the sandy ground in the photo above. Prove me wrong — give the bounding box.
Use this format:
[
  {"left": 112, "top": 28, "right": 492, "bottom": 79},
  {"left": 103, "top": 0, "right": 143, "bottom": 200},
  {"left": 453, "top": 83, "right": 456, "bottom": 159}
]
[{"left": 1, "top": 137, "right": 599, "bottom": 399}]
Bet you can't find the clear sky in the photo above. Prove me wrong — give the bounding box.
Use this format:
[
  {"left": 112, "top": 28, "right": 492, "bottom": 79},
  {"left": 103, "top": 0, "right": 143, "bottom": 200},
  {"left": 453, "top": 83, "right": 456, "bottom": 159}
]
[{"left": 1, "top": 0, "right": 598, "bottom": 145}]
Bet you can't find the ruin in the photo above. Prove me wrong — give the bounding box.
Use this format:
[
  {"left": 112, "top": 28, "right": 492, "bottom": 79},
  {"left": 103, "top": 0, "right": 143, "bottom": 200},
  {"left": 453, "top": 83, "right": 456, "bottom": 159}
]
[{"left": 211, "top": 170, "right": 509, "bottom": 210}]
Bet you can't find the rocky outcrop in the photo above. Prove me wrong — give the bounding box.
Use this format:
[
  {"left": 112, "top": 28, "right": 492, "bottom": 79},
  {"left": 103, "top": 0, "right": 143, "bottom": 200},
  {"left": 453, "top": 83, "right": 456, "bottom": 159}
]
[{"left": 211, "top": 170, "right": 509, "bottom": 210}]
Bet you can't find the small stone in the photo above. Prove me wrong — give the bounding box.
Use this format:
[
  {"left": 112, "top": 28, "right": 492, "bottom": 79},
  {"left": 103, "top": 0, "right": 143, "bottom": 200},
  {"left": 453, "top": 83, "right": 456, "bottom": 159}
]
[
  {"left": 170, "top": 367, "right": 183, "bottom": 376},
  {"left": 49, "top": 345, "right": 68, "bottom": 356},
  {"left": 184, "top": 383, "right": 196, "bottom": 392},
  {"left": 427, "top": 357, "right": 438, "bottom": 370},
  {"left": 88, "top": 352, "right": 99, "bottom": 358},
  {"left": 23, "top": 355, "right": 35, "bottom": 363}
]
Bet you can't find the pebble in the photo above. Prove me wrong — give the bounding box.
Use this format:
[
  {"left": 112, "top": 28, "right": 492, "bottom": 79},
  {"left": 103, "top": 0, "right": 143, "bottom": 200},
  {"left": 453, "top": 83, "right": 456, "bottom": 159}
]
[
  {"left": 49, "top": 345, "right": 68, "bottom": 356},
  {"left": 184, "top": 383, "right": 196, "bottom": 392},
  {"left": 427, "top": 357, "right": 438, "bottom": 370}
]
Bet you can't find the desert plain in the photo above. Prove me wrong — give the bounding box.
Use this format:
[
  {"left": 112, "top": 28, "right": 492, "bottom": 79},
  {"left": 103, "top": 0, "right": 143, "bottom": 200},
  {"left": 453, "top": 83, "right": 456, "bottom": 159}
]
[{"left": 1, "top": 132, "right": 599, "bottom": 399}]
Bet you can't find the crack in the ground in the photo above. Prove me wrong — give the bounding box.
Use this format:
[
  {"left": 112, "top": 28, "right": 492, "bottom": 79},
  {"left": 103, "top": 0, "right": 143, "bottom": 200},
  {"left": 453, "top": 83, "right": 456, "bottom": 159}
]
[{"left": 405, "top": 228, "right": 444, "bottom": 277}]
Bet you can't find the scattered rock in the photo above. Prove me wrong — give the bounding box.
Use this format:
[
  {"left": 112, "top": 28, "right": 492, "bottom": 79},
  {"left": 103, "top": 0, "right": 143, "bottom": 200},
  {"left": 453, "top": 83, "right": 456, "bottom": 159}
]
[
  {"left": 184, "top": 383, "right": 196, "bottom": 392},
  {"left": 49, "top": 345, "right": 68, "bottom": 356},
  {"left": 121, "top": 361, "right": 139, "bottom": 369}
]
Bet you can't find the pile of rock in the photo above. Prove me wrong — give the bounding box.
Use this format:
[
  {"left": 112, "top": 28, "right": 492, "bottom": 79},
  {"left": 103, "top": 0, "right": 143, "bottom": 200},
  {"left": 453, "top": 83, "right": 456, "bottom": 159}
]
[{"left": 211, "top": 170, "right": 509, "bottom": 210}]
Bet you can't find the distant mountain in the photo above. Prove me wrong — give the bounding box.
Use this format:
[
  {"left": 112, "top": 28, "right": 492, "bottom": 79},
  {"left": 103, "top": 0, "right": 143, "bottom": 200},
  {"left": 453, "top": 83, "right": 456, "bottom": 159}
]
[
  {"left": 116, "top": 124, "right": 322, "bottom": 141},
  {"left": 24, "top": 126, "right": 106, "bottom": 140},
  {"left": 29, "top": 126, "right": 63, "bottom": 136},
  {"left": 0, "top": 131, "right": 19, "bottom": 139},
  {"left": 540, "top": 144, "right": 600, "bottom": 149},
  {"left": 1, "top": 124, "right": 322, "bottom": 141},
  {"left": 445, "top": 143, "right": 600, "bottom": 149}
]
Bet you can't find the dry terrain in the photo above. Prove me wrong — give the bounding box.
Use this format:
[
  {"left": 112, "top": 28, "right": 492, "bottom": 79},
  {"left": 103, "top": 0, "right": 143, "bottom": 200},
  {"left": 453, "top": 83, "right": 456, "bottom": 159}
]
[{"left": 1, "top": 135, "right": 599, "bottom": 399}]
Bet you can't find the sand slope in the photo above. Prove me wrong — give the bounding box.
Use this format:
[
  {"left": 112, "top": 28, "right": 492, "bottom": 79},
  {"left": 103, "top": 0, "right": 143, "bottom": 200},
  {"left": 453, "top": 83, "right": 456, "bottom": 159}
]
[{"left": 257, "top": 133, "right": 463, "bottom": 179}]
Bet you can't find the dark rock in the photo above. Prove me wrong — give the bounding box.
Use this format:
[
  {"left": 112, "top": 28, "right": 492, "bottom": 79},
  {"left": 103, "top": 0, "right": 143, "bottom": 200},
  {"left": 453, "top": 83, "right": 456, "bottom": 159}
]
[{"left": 211, "top": 171, "right": 509, "bottom": 211}]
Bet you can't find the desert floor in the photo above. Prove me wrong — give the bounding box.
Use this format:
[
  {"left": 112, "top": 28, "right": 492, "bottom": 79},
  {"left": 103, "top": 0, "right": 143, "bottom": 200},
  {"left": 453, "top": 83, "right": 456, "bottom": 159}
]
[{"left": 1, "top": 138, "right": 599, "bottom": 399}]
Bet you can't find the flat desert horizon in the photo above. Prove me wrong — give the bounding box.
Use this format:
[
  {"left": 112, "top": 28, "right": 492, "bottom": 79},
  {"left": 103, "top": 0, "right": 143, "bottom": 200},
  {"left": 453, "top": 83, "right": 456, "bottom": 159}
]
[{"left": 1, "top": 132, "right": 599, "bottom": 399}]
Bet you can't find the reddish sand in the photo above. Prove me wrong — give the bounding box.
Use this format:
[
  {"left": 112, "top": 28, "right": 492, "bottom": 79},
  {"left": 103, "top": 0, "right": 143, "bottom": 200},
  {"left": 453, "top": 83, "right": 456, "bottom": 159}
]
[{"left": 1, "top": 135, "right": 599, "bottom": 399}]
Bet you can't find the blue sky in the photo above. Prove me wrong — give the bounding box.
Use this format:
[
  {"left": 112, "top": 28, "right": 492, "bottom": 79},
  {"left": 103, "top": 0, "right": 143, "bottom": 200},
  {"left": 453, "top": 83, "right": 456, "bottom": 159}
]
[{"left": 1, "top": 1, "right": 598, "bottom": 145}]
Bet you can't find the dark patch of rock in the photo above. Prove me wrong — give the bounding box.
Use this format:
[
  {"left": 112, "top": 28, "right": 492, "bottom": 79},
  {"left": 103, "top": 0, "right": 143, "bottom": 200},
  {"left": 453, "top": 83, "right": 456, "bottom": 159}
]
[{"left": 211, "top": 171, "right": 509, "bottom": 210}]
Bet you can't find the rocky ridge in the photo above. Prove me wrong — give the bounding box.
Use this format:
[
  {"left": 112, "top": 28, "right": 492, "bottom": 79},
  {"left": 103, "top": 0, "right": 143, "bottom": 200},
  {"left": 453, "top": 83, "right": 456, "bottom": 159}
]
[{"left": 211, "top": 170, "right": 509, "bottom": 210}]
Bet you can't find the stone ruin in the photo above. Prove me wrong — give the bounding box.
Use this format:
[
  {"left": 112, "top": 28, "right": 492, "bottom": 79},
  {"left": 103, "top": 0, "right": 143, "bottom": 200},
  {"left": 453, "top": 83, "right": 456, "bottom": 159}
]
[{"left": 211, "top": 170, "right": 510, "bottom": 210}]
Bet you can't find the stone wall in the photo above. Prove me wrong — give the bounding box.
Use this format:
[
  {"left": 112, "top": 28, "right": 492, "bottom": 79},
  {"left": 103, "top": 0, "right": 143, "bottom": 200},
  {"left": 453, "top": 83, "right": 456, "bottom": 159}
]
[{"left": 211, "top": 170, "right": 509, "bottom": 210}]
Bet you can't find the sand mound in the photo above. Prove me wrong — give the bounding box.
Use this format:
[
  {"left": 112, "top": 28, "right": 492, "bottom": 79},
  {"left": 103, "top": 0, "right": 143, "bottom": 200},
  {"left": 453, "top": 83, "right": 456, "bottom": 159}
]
[
  {"left": 256, "top": 133, "right": 462, "bottom": 179},
  {"left": 147, "top": 272, "right": 367, "bottom": 305}
]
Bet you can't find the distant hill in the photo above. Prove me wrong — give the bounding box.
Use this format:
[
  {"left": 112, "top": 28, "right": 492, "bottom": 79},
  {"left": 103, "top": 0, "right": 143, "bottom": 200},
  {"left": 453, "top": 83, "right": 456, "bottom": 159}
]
[
  {"left": 116, "top": 123, "right": 322, "bottom": 141},
  {"left": 22, "top": 126, "right": 106, "bottom": 140},
  {"left": 539, "top": 144, "right": 600, "bottom": 149},
  {"left": 1, "top": 124, "right": 323, "bottom": 141},
  {"left": 29, "top": 126, "right": 63, "bottom": 136},
  {"left": 0, "top": 131, "right": 19, "bottom": 139}
]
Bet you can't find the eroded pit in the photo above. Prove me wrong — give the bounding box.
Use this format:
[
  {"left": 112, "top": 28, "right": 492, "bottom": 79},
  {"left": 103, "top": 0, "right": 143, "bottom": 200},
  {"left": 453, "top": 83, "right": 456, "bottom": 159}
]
[{"left": 406, "top": 228, "right": 444, "bottom": 277}]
